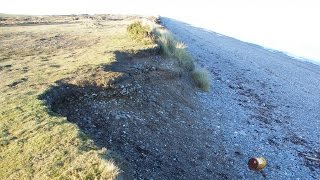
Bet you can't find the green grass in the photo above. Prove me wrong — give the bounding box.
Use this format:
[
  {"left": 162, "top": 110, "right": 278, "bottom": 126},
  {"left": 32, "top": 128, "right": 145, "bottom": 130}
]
[
  {"left": 152, "top": 27, "right": 210, "bottom": 90},
  {"left": 127, "top": 21, "right": 195, "bottom": 73},
  {"left": 126, "top": 20, "right": 198, "bottom": 80},
  {"left": 127, "top": 21, "right": 154, "bottom": 44},
  {"left": 155, "top": 30, "right": 195, "bottom": 71},
  {"left": 192, "top": 68, "right": 210, "bottom": 91},
  {"left": 157, "top": 32, "right": 176, "bottom": 56},
  {"left": 0, "top": 18, "right": 155, "bottom": 179}
]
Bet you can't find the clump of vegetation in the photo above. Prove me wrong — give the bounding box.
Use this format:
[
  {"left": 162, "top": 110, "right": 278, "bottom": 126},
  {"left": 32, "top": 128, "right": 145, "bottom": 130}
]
[
  {"left": 192, "top": 68, "right": 210, "bottom": 91},
  {"left": 156, "top": 31, "right": 194, "bottom": 71},
  {"left": 174, "top": 42, "right": 195, "bottom": 71},
  {"left": 127, "top": 21, "right": 195, "bottom": 71},
  {"left": 127, "top": 21, "right": 154, "bottom": 44},
  {"left": 60, "top": 149, "right": 119, "bottom": 179},
  {"left": 157, "top": 32, "right": 175, "bottom": 56},
  {"left": 152, "top": 28, "right": 210, "bottom": 90}
]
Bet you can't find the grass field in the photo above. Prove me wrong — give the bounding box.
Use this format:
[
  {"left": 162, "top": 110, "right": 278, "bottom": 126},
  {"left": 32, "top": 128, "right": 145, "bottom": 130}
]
[{"left": 0, "top": 15, "right": 155, "bottom": 179}]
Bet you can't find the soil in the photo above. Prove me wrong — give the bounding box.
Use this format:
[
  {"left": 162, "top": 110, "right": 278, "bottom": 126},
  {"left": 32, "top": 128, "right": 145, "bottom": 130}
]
[{"left": 41, "top": 50, "right": 238, "bottom": 179}]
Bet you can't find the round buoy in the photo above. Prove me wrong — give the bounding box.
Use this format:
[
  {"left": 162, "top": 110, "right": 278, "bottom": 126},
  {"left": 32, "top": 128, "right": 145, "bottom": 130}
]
[{"left": 248, "top": 157, "right": 267, "bottom": 171}]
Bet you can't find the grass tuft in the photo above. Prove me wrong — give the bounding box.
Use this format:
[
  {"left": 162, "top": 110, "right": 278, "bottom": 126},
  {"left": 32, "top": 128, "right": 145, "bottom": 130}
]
[
  {"left": 157, "top": 32, "right": 176, "bottom": 56},
  {"left": 155, "top": 31, "right": 195, "bottom": 71},
  {"left": 60, "top": 149, "right": 119, "bottom": 179},
  {"left": 127, "top": 21, "right": 195, "bottom": 71},
  {"left": 192, "top": 68, "right": 210, "bottom": 91},
  {"left": 152, "top": 27, "right": 210, "bottom": 90},
  {"left": 174, "top": 45, "right": 195, "bottom": 71},
  {"left": 127, "top": 21, "right": 154, "bottom": 44}
]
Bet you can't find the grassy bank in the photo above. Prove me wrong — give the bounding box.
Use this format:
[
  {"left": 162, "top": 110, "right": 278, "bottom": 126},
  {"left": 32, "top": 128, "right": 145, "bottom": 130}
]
[
  {"left": 127, "top": 21, "right": 210, "bottom": 91},
  {"left": 0, "top": 16, "right": 210, "bottom": 179},
  {"left": 0, "top": 16, "right": 154, "bottom": 179}
]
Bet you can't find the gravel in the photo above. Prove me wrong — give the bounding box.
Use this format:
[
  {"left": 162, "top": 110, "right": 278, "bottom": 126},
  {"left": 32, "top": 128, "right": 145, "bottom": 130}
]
[
  {"left": 42, "top": 54, "right": 239, "bottom": 179},
  {"left": 162, "top": 17, "right": 320, "bottom": 179}
]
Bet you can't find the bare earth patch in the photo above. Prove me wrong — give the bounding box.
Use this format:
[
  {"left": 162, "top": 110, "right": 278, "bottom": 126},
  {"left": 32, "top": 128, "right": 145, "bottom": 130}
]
[
  {"left": 40, "top": 51, "right": 236, "bottom": 179},
  {"left": 1, "top": 14, "right": 239, "bottom": 179}
]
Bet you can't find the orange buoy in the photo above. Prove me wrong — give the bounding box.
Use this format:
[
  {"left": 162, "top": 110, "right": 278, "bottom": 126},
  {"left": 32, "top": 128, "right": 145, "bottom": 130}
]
[{"left": 248, "top": 157, "right": 267, "bottom": 171}]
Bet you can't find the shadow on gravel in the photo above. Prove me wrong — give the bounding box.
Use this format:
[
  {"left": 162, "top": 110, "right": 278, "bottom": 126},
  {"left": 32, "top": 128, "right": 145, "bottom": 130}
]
[{"left": 39, "top": 49, "right": 236, "bottom": 179}]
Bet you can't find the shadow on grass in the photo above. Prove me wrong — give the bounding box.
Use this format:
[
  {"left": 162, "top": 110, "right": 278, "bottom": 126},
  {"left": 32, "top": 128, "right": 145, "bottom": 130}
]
[
  {"left": 38, "top": 34, "right": 236, "bottom": 179},
  {"left": 39, "top": 48, "right": 159, "bottom": 116}
]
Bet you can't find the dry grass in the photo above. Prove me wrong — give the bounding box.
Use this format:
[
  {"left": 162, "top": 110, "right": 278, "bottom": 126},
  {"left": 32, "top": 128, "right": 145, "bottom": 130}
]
[{"left": 0, "top": 16, "right": 155, "bottom": 179}]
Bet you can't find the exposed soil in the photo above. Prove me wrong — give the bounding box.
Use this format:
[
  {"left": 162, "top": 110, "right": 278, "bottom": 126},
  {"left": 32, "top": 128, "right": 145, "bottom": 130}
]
[{"left": 41, "top": 50, "right": 238, "bottom": 179}]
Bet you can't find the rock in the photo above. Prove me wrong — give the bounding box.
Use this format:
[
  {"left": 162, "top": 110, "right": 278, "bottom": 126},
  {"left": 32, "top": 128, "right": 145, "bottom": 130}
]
[
  {"left": 110, "top": 112, "right": 117, "bottom": 117},
  {"left": 115, "top": 115, "right": 121, "bottom": 120},
  {"left": 238, "top": 130, "right": 246, "bottom": 136},
  {"left": 119, "top": 114, "right": 127, "bottom": 119},
  {"left": 149, "top": 96, "right": 156, "bottom": 102}
]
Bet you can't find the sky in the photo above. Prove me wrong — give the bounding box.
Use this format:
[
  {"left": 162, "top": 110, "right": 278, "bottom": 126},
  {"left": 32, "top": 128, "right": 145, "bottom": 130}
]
[{"left": 1, "top": 0, "right": 319, "bottom": 63}]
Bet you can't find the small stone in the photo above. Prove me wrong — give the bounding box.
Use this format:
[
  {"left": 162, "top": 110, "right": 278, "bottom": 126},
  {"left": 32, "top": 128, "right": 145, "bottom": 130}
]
[
  {"left": 238, "top": 130, "right": 246, "bottom": 136},
  {"left": 149, "top": 96, "right": 156, "bottom": 102},
  {"left": 110, "top": 112, "right": 117, "bottom": 117}
]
